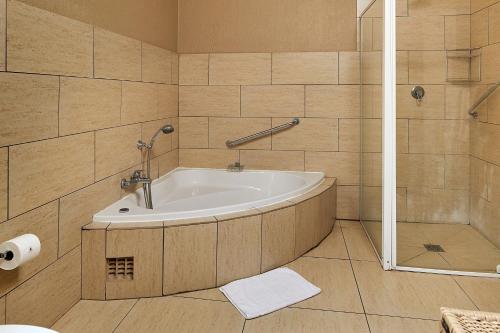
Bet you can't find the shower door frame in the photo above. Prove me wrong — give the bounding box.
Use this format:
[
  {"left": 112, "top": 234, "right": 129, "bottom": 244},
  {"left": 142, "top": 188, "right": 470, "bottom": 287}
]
[{"left": 381, "top": 0, "right": 500, "bottom": 278}]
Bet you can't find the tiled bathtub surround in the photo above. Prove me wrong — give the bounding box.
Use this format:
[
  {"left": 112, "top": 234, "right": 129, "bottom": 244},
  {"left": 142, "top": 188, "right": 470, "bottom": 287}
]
[
  {"left": 0, "top": 0, "right": 178, "bottom": 327},
  {"left": 178, "top": 52, "right": 360, "bottom": 220},
  {"left": 82, "top": 179, "right": 336, "bottom": 300}
]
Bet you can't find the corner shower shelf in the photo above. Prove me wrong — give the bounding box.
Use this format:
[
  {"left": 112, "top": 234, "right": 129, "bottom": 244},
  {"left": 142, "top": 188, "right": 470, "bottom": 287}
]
[{"left": 446, "top": 48, "right": 481, "bottom": 83}]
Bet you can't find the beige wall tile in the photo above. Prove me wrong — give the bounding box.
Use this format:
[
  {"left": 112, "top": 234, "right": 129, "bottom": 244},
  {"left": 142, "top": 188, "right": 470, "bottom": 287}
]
[
  {"left": 241, "top": 85, "right": 304, "bottom": 118},
  {"left": 407, "top": 188, "right": 469, "bottom": 223},
  {"left": 488, "top": 163, "right": 500, "bottom": 205},
  {"left": 470, "top": 195, "right": 500, "bottom": 248},
  {"left": 360, "top": 17, "right": 373, "bottom": 51},
  {"left": 272, "top": 52, "right": 338, "bottom": 84},
  {"left": 179, "top": 86, "right": 240, "bottom": 117},
  {"left": 471, "top": 9, "right": 489, "bottom": 48},
  {"left": 0, "top": 148, "right": 6, "bottom": 222},
  {"left": 158, "top": 149, "right": 178, "bottom": 176},
  {"left": 164, "top": 223, "right": 217, "bottom": 294},
  {"left": 337, "top": 185, "right": 359, "bottom": 220},
  {"left": 209, "top": 117, "right": 271, "bottom": 150},
  {"left": 408, "top": 0, "right": 470, "bottom": 16},
  {"left": 179, "top": 117, "right": 208, "bottom": 148},
  {"left": 362, "top": 153, "right": 382, "bottom": 187},
  {"left": 471, "top": 122, "right": 500, "bottom": 165},
  {"left": 6, "top": 247, "right": 81, "bottom": 327},
  {"left": 339, "top": 119, "right": 360, "bottom": 152},
  {"left": 272, "top": 118, "right": 338, "bottom": 151},
  {"left": 409, "top": 51, "right": 446, "bottom": 84},
  {"left": 372, "top": 18, "right": 383, "bottom": 51},
  {"left": 239, "top": 150, "right": 304, "bottom": 171},
  {"left": 0, "top": 73, "right": 58, "bottom": 146},
  {"left": 52, "top": 299, "right": 136, "bottom": 333},
  {"left": 0, "top": 296, "right": 4, "bottom": 324},
  {"left": 397, "top": 85, "right": 445, "bottom": 119},
  {"left": 59, "top": 77, "right": 121, "bottom": 136},
  {"left": 397, "top": 51, "right": 409, "bottom": 84},
  {"left": 209, "top": 53, "right": 271, "bottom": 85},
  {"left": 217, "top": 215, "right": 261, "bottom": 285},
  {"left": 0, "top": 0, "right": 4, "bottom": 71},
  {"left": 306, "top": 85, "right": 360, "bottom": 118},
  {"left": 397, "top": 16, "right": 444, "bottom": 50},
  {"left": 261, "top": 207, "right": 296, "bottom": 271},
  {"left": 361, "top": 85, "right": 382, "bottom": 118},
  {"left": 141, "top": 119, "right": 173, "bottom": 157},
  {"left": 94, "top": 27, "right": 141, "bottom": 81},
  {"left": 361, "top": 51, "right": 382, "bottom": 84},
  {"left": 121, "top": 82, "right": 158, "bottom": 125},
  {"left": 142, "top": 43, "right": 172, "bottom": 84},
  {"left": 158, "top": 85, "right": 179, "bottom": 119},
  {"left": 445, "top": 155, "right": 469, "bottom": 190},
  {"left": 362, "top": 119, "right": 382, "bottom": 153},
  {"left": 7, "top": 1, "right": 92, "bottom": 76},
  {"left": 179, "top": 54, "right": 209, "bottom": 85},
  {"left": 294, "top": 196, "right": 324, "bottom": 257},
  {"left": 409, "top": 120, "right": 469, "bottom": 154},
  {"left": 397, "top": 154, "right": 445, "bottom": 188},
  {"left": 82, "top": 229, "right": 106, "bottom": 300},
  {"left": 0, "top": 201, "right": 58, "bottom": 297},
  {"left": 490, "top": 3, "right": 500, "bottom": 44},
  {"left": 472, "top": 0, "right": 499, "bottom": 12},
  {"left": 95, "top": 124, "right": 141, "bottom": 181},
  {"left": 339, "top": 52, "right": 360, "bottom": 84},
  {"left": 9, "top": 133, "right": 94, "bottom": 217},
  {"left": 305, "top": 152, "right": 359, "bottom": 185},
  {"left": 445, "top": 85, "right": 471, "bottom": 119},
  {"left": 470, "top": 157, "right": 489, "bottom": 199},
  {"left": 445, "top": 15, "right": 470, "bottom": 50},
  {"left": 106, "top": 228, "right": 163, "bottom": 299},
  {"left": 60, "top": 175, "right": 121, "bottom": 256},
  {"left": 179, "top": 149, "right": 238, "bottom": 169},
  {"left": 481, "top": 40, "right": 500, "bottom": 84},
  {"left": 487, "top": 88, "right": 500, "bottom": 124},
  {"left": 171, "top": 53, "right": 179, "bottom": 84},
  {"left": 171, "top": 117, "right": 179, "bottom": 149}
]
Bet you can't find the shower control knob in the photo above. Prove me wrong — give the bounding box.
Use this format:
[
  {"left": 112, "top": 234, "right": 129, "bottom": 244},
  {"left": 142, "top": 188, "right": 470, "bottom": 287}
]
[{"left": 411, "top": 86, "right": 425, "bottom": 104}]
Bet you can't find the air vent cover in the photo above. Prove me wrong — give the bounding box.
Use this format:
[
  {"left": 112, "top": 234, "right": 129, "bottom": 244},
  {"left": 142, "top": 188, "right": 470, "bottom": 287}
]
[{"left": 107, "top": 257, "right": 134, "bottom": 280}]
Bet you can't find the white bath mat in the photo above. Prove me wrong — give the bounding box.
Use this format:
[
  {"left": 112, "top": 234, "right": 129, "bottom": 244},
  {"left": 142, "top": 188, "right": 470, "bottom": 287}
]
[{"left": 219, "top": 267, "right": 321, "bottom": 319}]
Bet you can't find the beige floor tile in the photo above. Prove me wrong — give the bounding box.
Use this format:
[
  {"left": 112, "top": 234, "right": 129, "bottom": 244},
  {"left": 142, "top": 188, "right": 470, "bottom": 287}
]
[
  {"left": 173, "top": 288, "right": 228, "bottom": 302},
  {"left": 287, "top": 257, "right": 364, "bottom": 313},
  {"left": 454, "top": 276, "right": 500, "bottom": 312},
  {"left": 352, "top": 261, "right": 477, "bottom": 320},
  {"left": 304, "top": 224, "right": 349, "bottom": 260},
  {"left": 367, "top": 315, "right": 439, "bottom": 333},
  {"left": 341, "top": 221, "right": 378, "bottom": 261},
  {"left": 51, "top": 299, "right": 137, "bottom": 333},
  {"left": 244, "top": 308, "right": 369, "bottom": 333},
  {"left": 114, "top": 297, "right": 244, "bottom": 333},
  {"left": 399, "top": 252, "right": 451, "bottom": 270}
]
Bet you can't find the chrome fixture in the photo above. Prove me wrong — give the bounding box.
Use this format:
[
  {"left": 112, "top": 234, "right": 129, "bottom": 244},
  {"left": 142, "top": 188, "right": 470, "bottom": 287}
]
[
  {"left": 227, "top": 161, "right": 244, "bottom": 172},
  {"left": 467, "top": 82, "right": 499, "bottom": 119},
  {"left": 226, "top": 118, "right": 300, "bottom": 148},
  {"left": 411, "top": 86, "right": 425, "bottom": 104},
  {"left": 121, "top": 124, "right": 174, "bottom": 209}
]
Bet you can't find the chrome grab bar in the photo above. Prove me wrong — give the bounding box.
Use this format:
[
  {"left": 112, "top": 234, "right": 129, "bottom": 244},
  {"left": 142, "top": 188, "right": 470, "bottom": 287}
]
[
  {"left": 226, "top": 118, "right": 300, "bottom": 148},
  {"left": 468, "top": 82, "right": 499, "bottom": 119}
]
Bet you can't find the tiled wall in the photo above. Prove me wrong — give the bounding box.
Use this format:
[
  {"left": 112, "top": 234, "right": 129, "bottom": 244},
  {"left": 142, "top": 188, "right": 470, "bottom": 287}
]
[
  {"left": 360, "top": 0, "right": 473, "bottom": 225},
  {"left": 178, "top": 52, "right": 360, "bottom": 220},
  {"left": 469, "top": 0, "right": 500, "bottom": 247},
  {"left": 0, "top": 0, "right": 178, "bottom": 326}
]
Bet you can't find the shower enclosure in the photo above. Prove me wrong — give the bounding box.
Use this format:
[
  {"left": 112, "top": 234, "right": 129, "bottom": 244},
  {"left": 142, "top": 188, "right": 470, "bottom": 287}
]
[{"left": 360, "top": 0, "right": 500, "bottom": 277}]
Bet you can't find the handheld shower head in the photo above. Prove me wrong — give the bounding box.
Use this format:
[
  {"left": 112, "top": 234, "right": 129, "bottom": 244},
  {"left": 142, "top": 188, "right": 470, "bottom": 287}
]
[{"left": 161, "top": 124, "right": 175, "bottom": 134}]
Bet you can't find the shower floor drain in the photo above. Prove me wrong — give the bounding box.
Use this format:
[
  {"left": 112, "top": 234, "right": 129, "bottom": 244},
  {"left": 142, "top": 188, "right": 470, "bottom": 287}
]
[{"left": 424, "top": 244, "right": 445, "bottom": 252}]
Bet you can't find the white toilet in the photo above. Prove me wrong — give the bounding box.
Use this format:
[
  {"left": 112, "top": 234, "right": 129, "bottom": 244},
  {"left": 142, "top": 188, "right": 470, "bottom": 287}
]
[{"left": 0, "top": 325, "right": 58, "bottom": 333}]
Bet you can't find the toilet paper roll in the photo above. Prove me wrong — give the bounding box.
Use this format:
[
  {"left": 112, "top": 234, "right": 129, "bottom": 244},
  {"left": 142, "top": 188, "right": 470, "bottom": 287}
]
[{"left": 0, "top": 234, "right": 41, "bottom": 270}]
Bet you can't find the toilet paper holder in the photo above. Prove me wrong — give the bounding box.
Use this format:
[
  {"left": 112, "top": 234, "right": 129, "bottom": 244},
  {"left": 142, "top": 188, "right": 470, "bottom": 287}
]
[{"left": 0, "top": 250, "right": 14, "bottom": 261}]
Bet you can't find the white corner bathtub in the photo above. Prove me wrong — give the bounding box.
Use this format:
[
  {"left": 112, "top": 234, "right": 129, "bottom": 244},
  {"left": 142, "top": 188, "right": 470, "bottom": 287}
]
[{"left": 93, "top": 168, "right": 324, "bottom": 223}]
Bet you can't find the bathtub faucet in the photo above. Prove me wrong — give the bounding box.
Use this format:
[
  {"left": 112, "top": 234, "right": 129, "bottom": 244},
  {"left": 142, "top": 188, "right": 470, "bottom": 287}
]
[
  {"left": 121, "top": 124, "right": 175, "bottom": 209},
  {"left": 227, "top": 161, "right": 244, "bottom": 172}
]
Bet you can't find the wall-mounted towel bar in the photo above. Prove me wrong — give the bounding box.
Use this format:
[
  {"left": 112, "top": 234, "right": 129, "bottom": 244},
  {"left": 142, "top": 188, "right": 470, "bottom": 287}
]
[
  {"left": 226, "top": 118, "right": 300, "bottom": 148},
  {"left": 468, "top": 82, "right": 499, "bottom": 119}
]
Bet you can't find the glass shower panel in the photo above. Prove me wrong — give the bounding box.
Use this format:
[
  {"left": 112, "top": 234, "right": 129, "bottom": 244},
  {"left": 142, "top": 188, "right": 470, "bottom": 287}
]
[
  {"left": 360, "top": 0, "right": 384, "bottom": 259},
  {"left": 395, "top": 0, "right": 500, "bottom": 273}
]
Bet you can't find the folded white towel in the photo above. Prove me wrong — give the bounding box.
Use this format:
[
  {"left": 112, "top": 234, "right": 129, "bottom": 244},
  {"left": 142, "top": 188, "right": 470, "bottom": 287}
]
[{"left": 219, "top": 267, "right": 321, "bottom": 319}]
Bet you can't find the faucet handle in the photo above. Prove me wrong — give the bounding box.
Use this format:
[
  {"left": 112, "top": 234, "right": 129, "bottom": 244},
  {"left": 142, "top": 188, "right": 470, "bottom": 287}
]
[
  {"left": 137, "top": 140, "right": 147, "bottom": 150},
  {"left": 132, "top": 169, "right": 144, "bottom": 179}
]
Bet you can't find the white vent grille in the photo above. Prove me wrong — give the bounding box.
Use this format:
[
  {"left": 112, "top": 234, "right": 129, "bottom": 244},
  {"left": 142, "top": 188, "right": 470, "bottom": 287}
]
[{"left": 107, "top": 257, "right": 134, "bottom": 280}]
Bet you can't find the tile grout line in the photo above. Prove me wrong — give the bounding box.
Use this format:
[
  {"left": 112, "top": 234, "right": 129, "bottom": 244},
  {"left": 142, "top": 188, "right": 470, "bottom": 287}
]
[
  {"left": 111, "top": 298, "right": 140, "bottom": 333},
  {"left": 450, "top": 276, "right": 480, "bottom": 310}
]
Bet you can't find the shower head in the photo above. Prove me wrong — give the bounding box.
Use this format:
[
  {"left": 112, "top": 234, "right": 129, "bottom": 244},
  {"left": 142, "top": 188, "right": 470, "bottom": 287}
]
[{"left": 161, "top": 124, "right": 175, "bottom": 134}]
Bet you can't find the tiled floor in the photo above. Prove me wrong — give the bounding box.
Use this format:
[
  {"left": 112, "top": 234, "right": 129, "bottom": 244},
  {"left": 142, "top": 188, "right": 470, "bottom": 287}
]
[
  {"left": 51, "top": 221, "right": 500, "bottom": 333},
  {"left": 363, "top": 221, "right": 500, "bottom": 273}
]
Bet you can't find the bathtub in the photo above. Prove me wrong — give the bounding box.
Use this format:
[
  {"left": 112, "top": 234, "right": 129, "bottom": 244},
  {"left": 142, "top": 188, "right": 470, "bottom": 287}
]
[{"left": 93, "top": 168, "right": 325, "bottom": 223}]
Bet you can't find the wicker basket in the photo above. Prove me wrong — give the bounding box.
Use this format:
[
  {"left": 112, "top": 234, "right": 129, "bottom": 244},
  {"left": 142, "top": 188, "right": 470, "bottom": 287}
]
[{"left": 440, "top": 307, "right": 500, "bottom": 333}]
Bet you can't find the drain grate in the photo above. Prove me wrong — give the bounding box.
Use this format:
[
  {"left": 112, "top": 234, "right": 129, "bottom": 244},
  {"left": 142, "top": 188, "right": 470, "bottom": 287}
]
[{"left": 424, "top": 244, "right": 445, "bottom": 252}]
